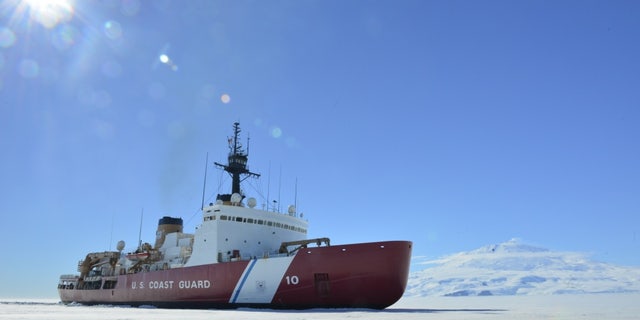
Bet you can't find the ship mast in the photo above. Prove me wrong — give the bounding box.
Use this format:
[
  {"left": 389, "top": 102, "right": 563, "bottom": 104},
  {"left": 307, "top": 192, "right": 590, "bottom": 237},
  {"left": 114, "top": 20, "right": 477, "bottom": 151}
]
[{"left": 214, "top": 122, "right": 260, "bottom": 201}]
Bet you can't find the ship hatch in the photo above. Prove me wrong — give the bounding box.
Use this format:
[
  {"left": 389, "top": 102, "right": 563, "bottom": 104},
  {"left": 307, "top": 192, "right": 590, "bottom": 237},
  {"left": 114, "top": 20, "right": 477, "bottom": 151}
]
[
  {"left": 314, "top": 273, "right": 330, "bottom": 297},
  {"left": 103, "top": 280, "right": 117, "bottom": 289}
]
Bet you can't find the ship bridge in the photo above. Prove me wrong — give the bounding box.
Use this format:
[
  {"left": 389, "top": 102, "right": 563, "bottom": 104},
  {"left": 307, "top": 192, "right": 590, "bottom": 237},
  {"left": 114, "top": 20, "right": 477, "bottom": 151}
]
[{"left": 185, "top": 197, "right": 308, "bottom": 267}]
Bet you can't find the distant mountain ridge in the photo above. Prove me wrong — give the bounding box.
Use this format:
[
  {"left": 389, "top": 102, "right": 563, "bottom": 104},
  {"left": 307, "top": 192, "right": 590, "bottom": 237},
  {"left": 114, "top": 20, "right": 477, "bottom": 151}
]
[{"left": 405, "top": 239, "right": 640, "bottom": 297}]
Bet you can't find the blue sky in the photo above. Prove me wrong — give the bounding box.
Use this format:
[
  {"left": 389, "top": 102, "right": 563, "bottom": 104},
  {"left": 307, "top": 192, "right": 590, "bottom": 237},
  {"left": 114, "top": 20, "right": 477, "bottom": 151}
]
[{"left": 1, "top": 0, "right": 639, "bottom": 298}]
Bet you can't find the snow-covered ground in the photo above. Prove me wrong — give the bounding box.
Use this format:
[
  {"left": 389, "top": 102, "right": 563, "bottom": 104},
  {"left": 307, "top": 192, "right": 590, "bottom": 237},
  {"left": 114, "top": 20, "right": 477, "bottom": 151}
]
[
  {"left": 1, "top": 294, "right": 639, "bottom": 320},
  {"left": 407, "top": 239, "right": 640, "bottom": 297}
]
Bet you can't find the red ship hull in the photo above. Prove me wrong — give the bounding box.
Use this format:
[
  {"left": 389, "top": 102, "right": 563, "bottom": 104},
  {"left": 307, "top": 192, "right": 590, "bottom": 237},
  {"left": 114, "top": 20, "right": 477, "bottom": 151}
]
[{"left": 59, "top": 241, "right": 412, "bottom": 309}]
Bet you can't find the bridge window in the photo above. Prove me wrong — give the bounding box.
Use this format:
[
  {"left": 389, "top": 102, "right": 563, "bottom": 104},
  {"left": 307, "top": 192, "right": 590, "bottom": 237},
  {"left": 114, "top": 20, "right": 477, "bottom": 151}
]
[{"left": 216, "top": 214, "right": 306, "bottom": 233}]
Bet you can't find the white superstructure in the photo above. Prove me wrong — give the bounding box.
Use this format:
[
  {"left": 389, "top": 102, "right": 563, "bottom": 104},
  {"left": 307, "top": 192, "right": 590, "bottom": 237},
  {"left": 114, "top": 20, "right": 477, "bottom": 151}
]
[{"left": 185, "top": 198, "right": 308, "bottom": 266}]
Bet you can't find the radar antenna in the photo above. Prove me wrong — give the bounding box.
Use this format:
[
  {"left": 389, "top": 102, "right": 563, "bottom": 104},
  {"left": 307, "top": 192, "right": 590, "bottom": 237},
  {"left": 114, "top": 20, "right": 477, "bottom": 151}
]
[{"left": 214, "top": 122, "right": 260, "bottom": 202}]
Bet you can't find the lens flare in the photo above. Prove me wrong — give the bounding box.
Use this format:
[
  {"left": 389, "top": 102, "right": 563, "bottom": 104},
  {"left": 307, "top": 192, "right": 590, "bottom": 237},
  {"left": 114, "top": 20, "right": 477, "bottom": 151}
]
[
  {"left": 271, "top": 126, "right": 282, "bottom": 138},
  {"left": 51, "top": 24, "right": 79, "bottom": 51},
  {"left": 103, "top": 20, "right": 123, "bottom": 40},
  {"left": 23, "top": 0, "right": 74, "bottom": 29},
  {"left": 2, "top": 0, "right": 75, "bottom": 32},
  {"left": 158, "top": 54, "right": 178, "bottom": 71},
  {"left": 0, "top": 28, "right": 17, "bottom": 48}
]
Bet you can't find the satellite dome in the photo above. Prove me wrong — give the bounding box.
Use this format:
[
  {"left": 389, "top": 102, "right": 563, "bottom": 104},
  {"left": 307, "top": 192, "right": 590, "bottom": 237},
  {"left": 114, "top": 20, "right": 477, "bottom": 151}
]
[
  {"left": 116, "top": 240, "right": 125, "bottom": 251},
  {"left": 247, "top": 197, "right": 257, "bottom": 208},
  {"left": 230, "top": 193, "right": 242, "bottom": 205},
  {"left": 288, "top": 205, "right": 296, "bottom": 215}
]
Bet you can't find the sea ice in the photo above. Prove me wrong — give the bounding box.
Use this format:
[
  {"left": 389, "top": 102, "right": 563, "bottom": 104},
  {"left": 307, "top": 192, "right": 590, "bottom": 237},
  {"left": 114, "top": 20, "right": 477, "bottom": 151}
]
[{"left": 1, "top": 294, "right": 638, "bottom": 320}]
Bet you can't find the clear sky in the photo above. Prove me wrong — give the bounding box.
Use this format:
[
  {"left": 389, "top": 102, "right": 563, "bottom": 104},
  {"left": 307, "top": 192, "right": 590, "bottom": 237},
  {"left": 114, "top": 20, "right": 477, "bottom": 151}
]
[{"left": 1, "top": 0, "right": 639, "bottom": 298}]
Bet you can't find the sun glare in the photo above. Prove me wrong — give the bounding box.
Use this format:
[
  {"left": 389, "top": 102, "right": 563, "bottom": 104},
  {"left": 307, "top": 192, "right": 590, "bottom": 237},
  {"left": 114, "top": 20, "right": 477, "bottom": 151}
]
[{"left": 22, "top": 0, "right": 74, "bottom": 29}]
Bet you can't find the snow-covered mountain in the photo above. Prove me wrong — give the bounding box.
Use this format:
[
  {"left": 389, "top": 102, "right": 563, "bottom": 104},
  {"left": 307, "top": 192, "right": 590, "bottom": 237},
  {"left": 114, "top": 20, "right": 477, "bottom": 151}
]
[{"left": 405, "top": 238, "right": 640, "bottom": 297}]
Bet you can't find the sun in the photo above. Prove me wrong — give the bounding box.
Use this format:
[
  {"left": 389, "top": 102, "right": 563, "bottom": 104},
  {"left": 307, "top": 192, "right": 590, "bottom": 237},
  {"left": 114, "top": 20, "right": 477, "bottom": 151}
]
[
  {"left": 4, "top": 0, "right": 75, "bottom": 29},
  {"left": 26, "top": 0, "right": 74, "bottom": 28}
]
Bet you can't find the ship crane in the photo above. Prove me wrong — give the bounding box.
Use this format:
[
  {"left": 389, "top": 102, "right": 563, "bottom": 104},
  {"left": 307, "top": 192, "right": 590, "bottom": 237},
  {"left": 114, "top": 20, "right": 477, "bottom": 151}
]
[{"left": 279, "top": 237, "right": 331, "bottom": 255}]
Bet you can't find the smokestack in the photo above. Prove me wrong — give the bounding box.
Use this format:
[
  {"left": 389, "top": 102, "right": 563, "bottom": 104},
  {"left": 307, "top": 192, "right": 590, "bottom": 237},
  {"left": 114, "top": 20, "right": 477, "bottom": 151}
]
[{"left": 154, "top": 216, "right": 183, "bottom": 249}]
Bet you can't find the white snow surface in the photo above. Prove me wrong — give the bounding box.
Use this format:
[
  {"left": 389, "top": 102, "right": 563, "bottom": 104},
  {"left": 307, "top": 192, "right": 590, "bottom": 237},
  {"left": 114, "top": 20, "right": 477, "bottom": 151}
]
[
  {"left": 406, "top": 238, "right": 640, "bottom": 297},
  {"left": 2, "top": 294, "right": 639, "bottom": 320}
]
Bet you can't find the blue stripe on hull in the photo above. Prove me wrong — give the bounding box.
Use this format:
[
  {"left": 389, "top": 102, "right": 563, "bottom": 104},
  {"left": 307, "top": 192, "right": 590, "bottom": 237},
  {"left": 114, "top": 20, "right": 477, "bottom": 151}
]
[{"left": 230, "top": 259, "right": 257, "bottom": 303}]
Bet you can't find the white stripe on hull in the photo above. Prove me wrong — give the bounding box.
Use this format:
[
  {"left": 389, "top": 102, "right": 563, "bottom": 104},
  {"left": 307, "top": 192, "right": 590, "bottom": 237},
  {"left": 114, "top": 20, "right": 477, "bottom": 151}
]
[{"left": 229, "top": 256, "right": 295, "bottom": 304}]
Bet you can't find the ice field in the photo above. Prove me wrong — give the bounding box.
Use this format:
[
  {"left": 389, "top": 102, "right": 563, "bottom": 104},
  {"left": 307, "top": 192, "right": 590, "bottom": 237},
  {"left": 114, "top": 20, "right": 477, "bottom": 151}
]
[{"left": 2, "top": 294, "right": 639, "bottom": 320}]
